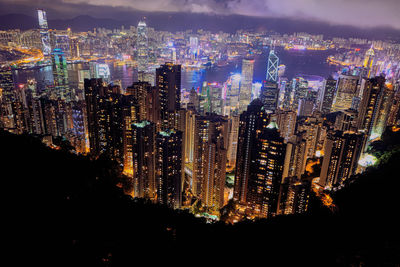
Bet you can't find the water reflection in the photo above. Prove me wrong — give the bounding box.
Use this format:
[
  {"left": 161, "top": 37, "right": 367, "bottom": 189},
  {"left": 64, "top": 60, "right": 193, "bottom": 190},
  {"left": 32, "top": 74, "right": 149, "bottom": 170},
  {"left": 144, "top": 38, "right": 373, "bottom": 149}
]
[{"left": 12, "top": 48, "right": 339, "bottom": 92}]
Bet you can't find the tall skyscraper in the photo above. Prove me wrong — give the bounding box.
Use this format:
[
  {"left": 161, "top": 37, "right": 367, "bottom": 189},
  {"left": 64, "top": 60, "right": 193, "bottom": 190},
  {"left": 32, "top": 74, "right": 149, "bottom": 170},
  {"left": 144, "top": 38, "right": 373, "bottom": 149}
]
[
  {"left": 224, "top": 73, "right": 241, "bottom": 116},
  {"left": 283, "top": 134, "right": 308, "bottom": 180},
  {"left": 192, "top": 114, "right": 228, "bottom": 210},
  {"left": 0, "top": 68, "right": 21, "bottom": 132},
  {"left": 319, "top": 76, "right": 337, "bottom": 114},
  {"left": 156, "top": 130, "right": 183, "bottom": 209},
  {"left": 20, "top": 82, "right": 46, "bottom": 135},
  {"left": 277, "top": 177, "right": 310, "bottom": 215},
  {"left": 273, "top": 109, "right": 297, "bottom": 142},
  {"left": 70, "top": 100, "right": 88, "bottom": 154},
  {"left": 37, "top": 9, "right": 51, "bottom": 56},
  {"left": 189, "top": 36, "right": 199, "bottom": 59},
  {"left": 201, "top": 82, "right": 223, "bottom": 115},
  {"left": 292, "top": 77, "right": 309, "bottom": 112},
  {"left": 371, "top": 85, "right": 393, "bottom": 140},
  {"left": 331, "top": 74, "right": 359, "bottom": 112},
  {"left": 320, "top": 131, "right": 364, "bottom": 189},
  {"left": 297, "top": 98, "right": 314, "bottom": 117},
  {"left": 188, "top": 87, "right": 199, "bottom": 111},
  {"left": 122, "top": 95, "right": 137, "bottom": 177},
  {"left": 51, "top": 48, "right": 72, "bottom": 102},
  {"left": 84, "top": 79, "right": 124, "bottom": 162},
  {"left": 357, "top": 76, "right": 393, "bottom": 142},
  {"left": 234, "top": 99, "right": 286, "bottom": 218},
  {"left": 156, "top": 63, "right": 181, "bottom": 130},
  {"left": 227, "top": 115, "right": 240, "bottom": 168},
  {"left": 239, "top": 58, "right": 255, "bottom": 113},
  {"left": 363, "top": 46, "right": 375, "bottom": 78},
  {"left": 266, "top": 49, "right": 279, "bottom": 82},
  {"left": 183, "top": 108, "right": 196, "bottom": 163},
  {"left": 260, "top": 80, "right": 279, "bottom": 113},
  {"left": 132, "top": 120, "right": 156, "bottom": 199},
  {"left": 297, "top": 115, "right": 325, "bottom": 159},
  {"left": 126, "top": 81, "right": 152, "bottom": 121},
  {"left": 136, "top": 20, "right": 149, "bottom": 72},
  {"left": 334, "top": 109, "right": 358, "bottom": 132},
  {"left": 387, "top": 85, "right": 400, "bottom": 126},
  {"left": 54, "top": 33, "right": 70, "bottom": 58},
  {"left": 69, "top": 36, "right": 80, "bottom": 59}
]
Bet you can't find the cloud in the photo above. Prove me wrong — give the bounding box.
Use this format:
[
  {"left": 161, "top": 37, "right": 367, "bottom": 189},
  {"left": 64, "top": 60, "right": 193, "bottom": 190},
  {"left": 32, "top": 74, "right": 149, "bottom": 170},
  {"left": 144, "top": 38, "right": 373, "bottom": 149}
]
[{"left": 1, "top": 0, "right": 400, "bottom": 29}]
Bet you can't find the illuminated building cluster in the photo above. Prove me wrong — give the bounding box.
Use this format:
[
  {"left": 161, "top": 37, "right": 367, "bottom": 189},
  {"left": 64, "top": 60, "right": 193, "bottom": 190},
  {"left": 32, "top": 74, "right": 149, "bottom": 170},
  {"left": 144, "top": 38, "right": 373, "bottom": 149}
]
[{"left": 1, "top": 8, "right": 400, "bottom": 223}]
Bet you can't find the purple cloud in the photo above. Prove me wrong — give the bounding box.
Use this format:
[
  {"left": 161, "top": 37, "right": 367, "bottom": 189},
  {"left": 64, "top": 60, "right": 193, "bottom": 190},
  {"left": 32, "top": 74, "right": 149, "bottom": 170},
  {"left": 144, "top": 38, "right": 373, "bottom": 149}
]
[{"left": 2, "top": 0, "right": 400, "bottom": 29}]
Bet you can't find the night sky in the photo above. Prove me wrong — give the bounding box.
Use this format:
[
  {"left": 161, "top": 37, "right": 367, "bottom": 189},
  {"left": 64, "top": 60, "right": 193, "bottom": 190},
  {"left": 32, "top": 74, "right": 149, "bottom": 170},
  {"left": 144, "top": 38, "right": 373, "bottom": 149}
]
[{"left": 1, "top": 0, "right": 400, "bottom": 30}]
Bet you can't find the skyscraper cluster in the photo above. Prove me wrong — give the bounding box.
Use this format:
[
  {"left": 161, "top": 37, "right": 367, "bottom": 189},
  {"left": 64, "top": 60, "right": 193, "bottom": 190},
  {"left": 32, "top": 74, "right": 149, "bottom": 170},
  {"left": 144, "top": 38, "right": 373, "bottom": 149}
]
[{"left": 1, "top": 10, "right": 400, "bottom": 222}]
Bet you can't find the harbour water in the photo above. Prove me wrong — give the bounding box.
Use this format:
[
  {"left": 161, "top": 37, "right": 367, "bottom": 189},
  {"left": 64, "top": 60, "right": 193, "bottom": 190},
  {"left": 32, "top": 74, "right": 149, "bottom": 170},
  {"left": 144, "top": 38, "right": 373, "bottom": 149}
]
[{"left": 12, "top": 47, "right": 340, "bottom": 92}]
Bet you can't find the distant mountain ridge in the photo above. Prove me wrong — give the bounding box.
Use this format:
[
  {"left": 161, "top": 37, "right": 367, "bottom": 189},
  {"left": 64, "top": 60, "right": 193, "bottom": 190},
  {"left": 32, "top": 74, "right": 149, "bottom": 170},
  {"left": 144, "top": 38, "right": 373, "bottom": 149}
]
[{"left": 1, "top": 12, "right": 400, "bottom": 42}]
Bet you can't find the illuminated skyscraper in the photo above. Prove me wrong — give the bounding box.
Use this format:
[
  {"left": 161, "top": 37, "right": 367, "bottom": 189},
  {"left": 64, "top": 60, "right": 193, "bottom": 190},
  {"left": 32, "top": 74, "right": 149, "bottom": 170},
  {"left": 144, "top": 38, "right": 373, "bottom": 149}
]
[
  {"left": 297, "top": 115, "right": 325, "bottom": 159},
  {"left": 138, "top": 71, "right": 155, "bottom": 86},
  {"left": 363, "top": 46, "right": 375, "bottom": 78},
  {"left": 273, "top": 109, "right": 297, "bottom": 142},
  {"left": 136, "top": 20, "right": 149, "bottom": 72},
  {"left": 227, "top": 115, "right": 240, "bottom": 168},
  {"left": 297, "top": 98, "right": 314, "bottom": 117},
  {"left": 132, "top": 121, "right": 156, "bottom": 199},
  {"left": 277, "top": 177, "right": 310, "bottom": 215},
  {"left": 51, "top": 48, "right": 72, "bottom": 102},
  {"left": 156, "top": 129, "right": 183, "bottom": 209},
  {"left": 282, "top": 134, "right": 308, "bottom": 180},
  {"left": 69, "top": 36, "right": 80, "bottom": 59},
  {"left": 37, "top": 9, "right": 51, "bottom": 56},
  {"left": 371, "top": 85, "right": 393, "bottom": 140},
  {"left": 251, "top": 82, "right": 262, "bottom": 101},
  {"left": 54, "top": 33, "right": 70, "bottom": 58},
  {"left": 199, "top": 82, "right": 210, "bottom": 114},
  {"left": 201, "top": 82, "right": 223, "bottom": 115},
  {"left": 126, "top": 81, "right": 152, "bottom": 121},
  {"left": 239, "top": 58, "right": 254, "bottom": 113},
  {"left": 189, "top": 36, "right": 199, "bottom": 59},
  {"left": 266, "top": 49, "right": 279, "bottom": 82},
  {"left": 84, "top": 79, "right": 124, "bottom": 161},
  {"left": 156, "top": 63, "right": 181, "bottom": 130},
  {"left": 0, "top": 68, "right": 19, "bottom": 131},
  {"left": 334, "top": 109, "right": 358, "bottom": 132},
  {"left": 122, "top": 95, "right": 140, "bottom": 178},
  {"left": 188, "top": 87, "right": 199, "bottom": 111},
  {"left": 260, "top": 80, "right": 279, "bottom": 113},
  {"left": 357, "top": 77, "right": 386, "bottom": 139},
  {"left": 292, "top": 77, "right": 310, "bottom": 112},
  {"left": 192, "top": 114, "right": 228, "bottom": 210},
  {"left": 319, "top": 76, "right": 337, "bottom": 114},
  {"left": 0, "top": 67, "right": 14, "bottom": 97},
  {"left": 234, "top": 99, "right": 286, "bottom": 218},
  {"left": 387, "top": 84, "right": 400, "bottom": 126},
  {"left": 225, "top": 73, "right": 241, "bottom": 116},
  {"left": 331, "top": 74, "right": 359, "bottom": 112},
  {"left": 320, "top": 131, "right": 364, "bottom": 189},
  {"left": 20, "top": 82, "right": 46, "bottom": 135},
  {"left": 182, "top": 108, "right": 196, "bottom": 164},
  {"left": 70, "top": 101, "right": 88, "bottom": 154}
]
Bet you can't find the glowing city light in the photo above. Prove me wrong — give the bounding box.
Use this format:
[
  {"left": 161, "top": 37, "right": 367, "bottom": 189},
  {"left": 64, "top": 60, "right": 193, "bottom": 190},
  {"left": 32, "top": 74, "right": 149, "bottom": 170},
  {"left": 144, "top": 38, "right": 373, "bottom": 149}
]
[
  {"left": 358, "top": 154, "right": 378, "bottom": 167},
  {"left": 231, "top": 73, "right": 241, "bottom": 81}
]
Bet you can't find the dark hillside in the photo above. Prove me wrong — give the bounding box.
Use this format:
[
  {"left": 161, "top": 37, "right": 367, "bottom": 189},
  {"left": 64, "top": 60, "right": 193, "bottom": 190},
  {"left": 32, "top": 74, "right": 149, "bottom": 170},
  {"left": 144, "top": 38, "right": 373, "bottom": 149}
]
[{"left": 1, "top": 130, "right": 399, "bottom": 266}]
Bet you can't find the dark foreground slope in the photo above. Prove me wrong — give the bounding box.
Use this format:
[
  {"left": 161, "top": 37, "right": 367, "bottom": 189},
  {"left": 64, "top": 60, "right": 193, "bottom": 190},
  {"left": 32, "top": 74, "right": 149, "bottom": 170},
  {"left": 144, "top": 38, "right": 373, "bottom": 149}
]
[{"left": 1, "top": 130, "right": 399, "bottom": 266}]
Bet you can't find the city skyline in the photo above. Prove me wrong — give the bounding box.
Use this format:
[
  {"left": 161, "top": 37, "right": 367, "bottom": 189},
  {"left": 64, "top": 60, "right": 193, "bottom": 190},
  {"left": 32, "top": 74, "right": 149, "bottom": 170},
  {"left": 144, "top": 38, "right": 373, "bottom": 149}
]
[{"left": 1, "top": 3, "right": 400, "bottom": 265}]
